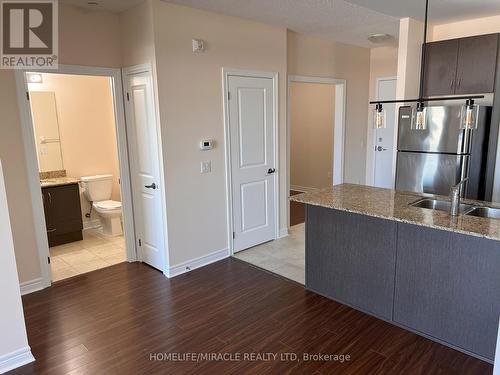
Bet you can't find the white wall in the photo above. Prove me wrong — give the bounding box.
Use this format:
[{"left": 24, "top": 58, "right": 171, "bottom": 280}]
[
  {"left": 151, "top": 1, "right": 288, "bottom": 267},
  {"left": 431, "top": 14, "right": 500, "bottom": 42},
  {"left": 396, "top": 18, "right": 424, "bottom": 101},
  {"left": 287, "top": 31, "right": 371, "bottom": 185},
  {"left": 0, "top": 4, "right": 123, "bottom": 285},
  {"left": 0, "top": 160, "right": 34, "bottom": 373},
  {"left": 290, "top": 82, "right": 336, "bottom": 190}
]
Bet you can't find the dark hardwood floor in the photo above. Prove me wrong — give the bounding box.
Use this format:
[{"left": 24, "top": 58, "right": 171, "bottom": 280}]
[
  {"left": 10, "top": 259, "right": 492, "bottom": 375},
  {"left": 290, "top": 190, "right": 305, "bottom": 226}
]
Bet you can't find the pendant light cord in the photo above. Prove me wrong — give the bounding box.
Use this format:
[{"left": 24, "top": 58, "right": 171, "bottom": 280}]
[{"left": 418, "top": 0, "right": 429, "bottom": 101}]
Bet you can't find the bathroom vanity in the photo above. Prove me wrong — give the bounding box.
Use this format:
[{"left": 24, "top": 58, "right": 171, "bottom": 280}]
[
  {"left": 41, "top": 179, "right": 83, "bottom": 247},
  {"left": 292, "top": 184, "right": 500, "bottom": 363}
]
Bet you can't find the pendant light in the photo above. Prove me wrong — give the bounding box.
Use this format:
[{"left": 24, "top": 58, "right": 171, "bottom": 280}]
[
  {"left": 412, "top": 101, "right": 427, "bottom": 130},
  {"left": 374, "top": 103, "right": 386, "bottom": 129},
  {"left": 460, "top": 99, "right": 478, "bottom": 130},
  {"left": 370, "top": 0, "right": 483, "bottom": 130}
]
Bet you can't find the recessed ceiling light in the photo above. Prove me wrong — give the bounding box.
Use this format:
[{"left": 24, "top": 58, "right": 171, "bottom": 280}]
[
  {"left": 367, "top": 33, "right": 393, "bottom": 44},
  {"left": 26, "top": 73, "right": 43, "bottom": 83}
]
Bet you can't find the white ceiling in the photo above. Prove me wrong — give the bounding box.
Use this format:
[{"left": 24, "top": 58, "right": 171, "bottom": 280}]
[
  {"left": 60, "top": 0, "right": 144, "bottom": 13},
  {"left": 347, "top": 0, "right": 500, "bottom": 23},
  {"left": 165, "top": 0, "right": 400, "bottom": 48},
  {"left": 61, "top": 0, "right": 500, "bottom": 48}
]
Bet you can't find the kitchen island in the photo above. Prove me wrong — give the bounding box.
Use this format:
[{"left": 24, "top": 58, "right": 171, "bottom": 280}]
[{"left": 291, "top": 184, "right": 500, "bottom": 362}]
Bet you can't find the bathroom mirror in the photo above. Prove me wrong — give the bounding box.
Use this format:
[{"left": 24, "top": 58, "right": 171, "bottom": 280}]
[{"left": 29, "top": 91, "right": 64, "bottom": 173}]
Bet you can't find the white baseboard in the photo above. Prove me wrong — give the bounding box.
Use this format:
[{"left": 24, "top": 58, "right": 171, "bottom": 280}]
[
  {"left": 19, "top": 278, "right": 44, "bottom": 296},
  {"left": 83, "top": 219, "right": 101, "bottom": 230},
  {"left": 278, "top": 228, "right": 289, "bottom": 238},
  {"left": 290, "top": 185, "right": 319, "bottom": 193},
  {"left": 166, "top": 247, "right": 230, "bottom": 278},
  {"left": 0, "top": 347, "right": 35, "bottom": 374}
]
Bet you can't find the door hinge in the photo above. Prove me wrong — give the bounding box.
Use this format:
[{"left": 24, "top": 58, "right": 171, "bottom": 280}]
[
  {"left": 228, "top": 91, "right": 231, "bottom": 100},
  {"left": 126, "top": 92, "right": 130, "bottom": 101},
  {"left": 47, "top": 257, "right": 51, "bottom": 264},
  {"left": 232, "top": 232, "right": 235, "bottom": 239},
  {"left": 138, "top": 238, "right": 142, "bottom": 246},
  {"left": 26, "top": 91, "right": 30, "bottom": 101}
]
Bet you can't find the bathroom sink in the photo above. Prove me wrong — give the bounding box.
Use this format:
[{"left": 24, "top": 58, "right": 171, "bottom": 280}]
[
  {"left": 409, "top": 198, "right": 475, "bottom": 214},
  {"left": 465, "top": 207, "right": 500, "bottom": 220}
]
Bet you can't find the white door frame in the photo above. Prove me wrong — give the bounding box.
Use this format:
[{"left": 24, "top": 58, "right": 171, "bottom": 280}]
[
  {"left": 287, "top": 75, "right": 346, "bottom": 223},
  {"left": 122, "top": 63, "right": 170, "bottom": 276},
  {"left": 222, "top": 68, "right": 280, "bottom": 256},
  {"left": 365, "top": 76, "right": 397, "bottom": 186},
  {"left": 15, "top": 64, "right": 136, "bottom": 289}
]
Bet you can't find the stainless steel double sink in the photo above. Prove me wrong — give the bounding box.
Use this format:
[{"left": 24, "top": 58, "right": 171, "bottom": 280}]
[{"left": 409, "top": 198, "right": 500, "bottom": 219}]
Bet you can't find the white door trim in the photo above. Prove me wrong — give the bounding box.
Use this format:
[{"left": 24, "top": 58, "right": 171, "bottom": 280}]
[
  {"left": 287, "top": 75, "right": 346, "bottom": 226},
  {"left": 222, "top": 68, "right": 280, "bottom": 256},
  {"left": 15, "top": 64, "right": 136, "bottom": 290},
  {"left": 366, "top": 76, "right": 398, "bottom": 186},
  {"left": 122, "top": 63, "right": 170, "bottom": 275}
]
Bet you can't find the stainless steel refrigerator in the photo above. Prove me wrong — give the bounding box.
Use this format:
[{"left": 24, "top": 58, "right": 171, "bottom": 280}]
[{"left": 395, "top": 105, "right": 493, "bottom": 200}]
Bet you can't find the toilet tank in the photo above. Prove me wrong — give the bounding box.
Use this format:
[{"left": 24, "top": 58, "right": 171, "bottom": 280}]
[{"left": 80, "top": 174, "right": 113, "bottom": 202}]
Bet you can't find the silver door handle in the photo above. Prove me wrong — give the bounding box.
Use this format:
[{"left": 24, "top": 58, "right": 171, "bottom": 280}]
[
  {"left": 145, "top": 183, "right": 156, "bottom": 189},
  {"left": 376, "top": 146, "right": 387, "bottom": 151}
]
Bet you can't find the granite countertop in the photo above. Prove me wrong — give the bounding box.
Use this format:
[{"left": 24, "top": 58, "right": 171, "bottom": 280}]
[
  {"left": 40, "top": 177, "right": 80, "bottom": 188},
  {"left": 290, "top": 183, "right": 500, "bottom": 241}
]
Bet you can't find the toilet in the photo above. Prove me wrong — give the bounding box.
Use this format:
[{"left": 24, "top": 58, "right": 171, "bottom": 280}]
[{"left": 80, "top": 174, "right": 123, "bottom": 236}]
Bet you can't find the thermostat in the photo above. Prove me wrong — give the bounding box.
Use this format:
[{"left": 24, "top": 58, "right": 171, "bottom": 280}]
[{"left": 200, "top": 140, "right": 214, "bottom": 150}]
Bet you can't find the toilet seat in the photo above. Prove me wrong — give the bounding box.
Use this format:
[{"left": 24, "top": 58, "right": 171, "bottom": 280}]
[{"left": 94, "top": 200, "right": 121, "bottom": 211}]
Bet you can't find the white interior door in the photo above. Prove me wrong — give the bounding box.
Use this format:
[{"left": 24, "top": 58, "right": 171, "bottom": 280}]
[
  {"left": 228, "top": 75, "right": 276, "bottom": 253},
  {"left": 124, "top": 70, "right": 165, "bottom": 271},
  {"left": 374, "top": 78, "right": 397, "bottom": 189}
]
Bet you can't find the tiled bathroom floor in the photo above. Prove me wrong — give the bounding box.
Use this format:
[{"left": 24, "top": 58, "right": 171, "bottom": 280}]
[
  {"left": 233, "top": 223, "right": 305, "bottom": 284},
  {"left": 49, "top": 228, "right": 126, "bottom": 281}
]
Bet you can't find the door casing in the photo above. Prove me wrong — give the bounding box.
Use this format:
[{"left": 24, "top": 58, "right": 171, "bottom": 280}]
[{"left": 15, "top": 64, "right": 136, "bottom": 291}]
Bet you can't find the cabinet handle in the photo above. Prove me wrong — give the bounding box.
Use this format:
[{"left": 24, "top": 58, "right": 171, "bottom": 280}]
[
  {"left": 48, "top": 192, "right": 52, "bottom": 204},
  {"left": 458, "top": 77, "right": 462, "bottom": 88},
  {"left": 47, "top": 228, "right": 56, "bottom": 233},
  {"left": 450, "top": 79, "right": 454, "bottom": 89}
]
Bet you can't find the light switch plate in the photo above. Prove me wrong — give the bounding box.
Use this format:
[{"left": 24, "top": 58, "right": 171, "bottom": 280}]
[{"left": 201, "top": 161, "right": 211, "bottom": 174}]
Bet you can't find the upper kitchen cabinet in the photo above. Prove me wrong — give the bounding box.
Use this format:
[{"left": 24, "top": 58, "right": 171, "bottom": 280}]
[
  {"left": 423, "top": 39, "right": 459, "bottom": 97},
  {"left": 455, "top": 34, "right": 498, "bottom": 95},
  {"left": 423, "top": 34, "right": 499, "bottom": 97}
]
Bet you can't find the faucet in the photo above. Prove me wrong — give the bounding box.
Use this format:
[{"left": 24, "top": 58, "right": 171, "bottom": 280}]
[{"left": 450, "top": 177, "right": 469, "bottom": 216}]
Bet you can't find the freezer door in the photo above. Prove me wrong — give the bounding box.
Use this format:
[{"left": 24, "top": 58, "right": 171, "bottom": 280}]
[
  {"left": 398, "top": 106, "right": 472, "bottom": 154},
  {"left": 395, "top": 152, "right": 469, "bottom": 196}
]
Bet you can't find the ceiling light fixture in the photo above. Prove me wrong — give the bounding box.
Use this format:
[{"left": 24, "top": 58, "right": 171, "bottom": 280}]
[
  {"left": 368, "top": 33, "right": 393, "bottom": 44},
  {"left": 26, "top": 73, "right": 43, "bottom": 84},
  {"left": 370, "top": 0, "right": 483, "bottom": 130}
]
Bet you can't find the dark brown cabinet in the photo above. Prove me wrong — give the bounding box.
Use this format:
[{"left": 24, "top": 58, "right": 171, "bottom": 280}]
[
  {"left": 423, "top": 34, "right": 499, "bottom": 97},
  {"left": 423, "top": 39, "right": 459, "bottom": 97},
  {"left": 42, "top": 183, "right": 83, "bottom": 247},
  {"left": 455, "top": 34, "right": 499, "bottom": 94}
]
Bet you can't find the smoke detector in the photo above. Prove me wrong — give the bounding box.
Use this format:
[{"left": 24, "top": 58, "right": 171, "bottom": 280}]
[{"left": 368, "top": 33, "right": 393, "bottom": 44}]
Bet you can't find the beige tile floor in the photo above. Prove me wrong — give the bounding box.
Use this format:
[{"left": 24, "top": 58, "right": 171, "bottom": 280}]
[
  {"left": 49, "top": 228, "right": 126, "bottom": 282},
  {"left": 234, "top": 223, "right": 305, "bottom": 284}
]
